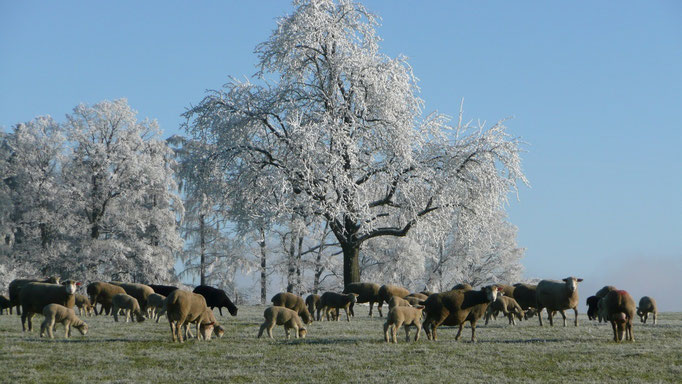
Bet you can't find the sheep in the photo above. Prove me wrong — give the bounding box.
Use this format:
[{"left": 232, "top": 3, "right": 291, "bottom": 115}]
[
  {"left": 586, "top": 285, "right": 616, "bottom": 322},
  {"left": 19, "top": 280, "right": 78, "bottom": 332},
  {"left": 512, "top": 283, "right": 541, "bottom": 320},
  {"left": 637, "top": 296, "right": 658, "bottom": 325},
  {"left": 146, "top": 293, "right": 166, "bottom": 322},
  {"left": 495, "top": 284, "right": 515, "bottom": 299},
  {"left": 40, "top": 304, "right": 88, "bottom": 339},
  {"left": 318, "top": 292, "right": 358, "bottom": 322},
  {"left": 111, "top": 293, "right": 146, "bottom": 323},
  {"left": 535, "top": 277, "right": 583, "bottom": 327},
  {"left": 595, "top": 285, "right": 617, "bottom": 298},
  {"left": 193, "top": 285, "right": 238, "bottom": 317},
  {"left": 421, "top": 285, "right": 499, "bottom": 342},
  {"left": 343, "top": 282, "right": 383, "bottom": 317},
  {"left": 384, "top": 306, "right": 424, "bottom": 343},
  {"left": 305, "top": 294, "right": 321, "bottom": 320},
  {"left": 378, "top": 284, "right": 410, "bottom": 307},
  {"left": 388, "top": 296, "right": 413, "bottom": 310},
  {"left": 86, "top": 282, "right": 126, "bottom": 315},
  {"left": 8, "top": 276, "right": 60, "bottom": 315},
  {"left": 183, "top": 307, "right": 225, "bottom": 341},
  {"left": 159, "top": 290, "right": 212, "bottom": 342},
  {"left": 405, "top": 292, "right": 429, "bottom": 301},
  {"left": 485, "top": 295, "right": 525, "bottom": 325},
  {"left": 270, "top": 292, "right": 313, "bottom": 324},
  {"left": 600, "top": 290, "right": 636, "bottom": 342},
  {"left": 109, "top": 281, "right": 154, "bottom": 315},
  {"left": 0, "top": 295, "right": 10, "bottom": 315},
  {"left": 258, "top": 306, "right": 307, "bottom": 339},
  {"left": 148, "top": 284, "right": 178, "bottom": 297},
  {"left": 74, "top": 294, "right": 94, "bottom": 317},
  {"left": 450, "top": 283, "right": 473, "bottom": 292}
]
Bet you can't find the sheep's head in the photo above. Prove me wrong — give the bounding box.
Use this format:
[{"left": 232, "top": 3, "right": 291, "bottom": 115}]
[
  {"left": 214, "top": 324, "right": 225, "bottom": 338},
  {"left": 298, "top": 327, "right": 307, "bottom": 339},
  {"left": 347, "top": 293, "right": 359, "bottom": 304},
  {"left": 62, "top": 280, "right": 78, "bottom": 295},
  {"left": 76, "top": 322, "right": 88, "bottom": 336},
  {"left": 484, "top": 286, "right": 499, "bottom": 302},
  {"left": 524, "top": 308, "right": 537, "bottom": 320},
  {"left": 301, "top": 310, "right": 313, "bottom": 325},
  {"left": 199, "top": 323, "right": 215, "bottom": 340},
  {"left": 515, "top": 309, "right": 525, "bottom": 320},
  {"left": 562, "top": 277, "right": 583, "bottom": 293}
]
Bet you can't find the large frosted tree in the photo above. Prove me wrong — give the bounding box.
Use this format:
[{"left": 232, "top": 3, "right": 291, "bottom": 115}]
[{"left": 183, "top": 0, "right": 526, "bottom": 286}]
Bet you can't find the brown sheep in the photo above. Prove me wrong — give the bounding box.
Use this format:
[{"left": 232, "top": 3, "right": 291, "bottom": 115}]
[
  {"left": 637, "top": 296, "right": 658, "bottom": 325},
  {"left": 600, "top": 290, "right": 636, "bottom": 342},
  {"left": 271, "top": 292, "right": 313, "bottom": 324},
  {"left": 388, "top": 296, "right": 412, "bottom": 310},
  {"left": 40, "top": 304, "right": 88, "bottom": 339},
  {"left": 384, "top": 306, "right": 424, "bottom": 343},
  {"left": 258, "top": 306, "right": 307, "bottom": 339},
  {"left": 160, "top": 290, "right": 217, "bottom": 342},
  {"left": 305, "top": 294, "right": 321, "bottom": 320},
  {"left": 343, "top": 282, "right": 383, "bottom": 317},
  {"left": 8, "top": 276, "right": 60, "bottom": 315},
  {"left": 19, "top": 280, "right": 79, "bottom": 332},
  {"left": 535, "top": 277, "right": 583, "bottom": 327},
  {"left": 74, "top": 294, "right": 94, "bottom": 317},
  {"left": 86, "top": 282, "right": 126, "bottom": 315},
  {"left": 109, "top": 281, "right": 154, "bottom": 314},
  {"left": 112, "top": 293, "right": 146, "bottom": 323},
  {"left": 146, "top": 293, "right": 166, "bottom": 322},
  {"left": 421, "top": 286, "right": 500, "bottom": 342},
  {"left": 184, "top": 307, "right": 225, "bottom": 341},
  {"left": 485, "top": 295, "right": 525, "bottom": 325},
  {"left": 378, "top": 285, "right": 410, "bottom": 307},
  {"left": 587, "top": 285, "right": 616, "bottom": 322},
  {"left": 318, "top": 292, "right": 358, "bottom": 322}
]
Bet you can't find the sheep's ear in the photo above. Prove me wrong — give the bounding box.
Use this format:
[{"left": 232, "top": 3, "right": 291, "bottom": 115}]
[
  {"left": 76, "top": 282, "right": 82, "bottom": 286},
  {"left": 577, "top": 278, "right": 583, "bottom": 282},
  {"left": 562, "top": 278, "right": 569, "bottom": 282},
  {"left": 415, "top": 305, "right": 425, "bottom": 310}
]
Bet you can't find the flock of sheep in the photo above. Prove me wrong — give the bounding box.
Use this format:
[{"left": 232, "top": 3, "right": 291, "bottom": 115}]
[{"left": 0, "top": 276, "right": 659, "bottom": 344}]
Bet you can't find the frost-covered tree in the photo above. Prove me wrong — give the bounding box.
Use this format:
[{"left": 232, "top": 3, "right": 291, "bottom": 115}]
[{"left": 183, "top": 0, "right": 526, "bottom": 287}]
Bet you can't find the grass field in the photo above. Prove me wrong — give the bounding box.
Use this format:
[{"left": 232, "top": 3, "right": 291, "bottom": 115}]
[{"left": 1, "top": 305, "right": 680, "bottom": 383}]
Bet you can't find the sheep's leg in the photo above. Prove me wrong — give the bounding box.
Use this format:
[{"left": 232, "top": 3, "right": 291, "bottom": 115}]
[
  {"left": 344, "top": 306, "right": 351, "bottom": 322},
  {"left": 653, "top": 312, "right": 657, "bottom": 325},
  {"left": 217, "top": 307, "right": 223, "bottom": 316},
  {"left": 392, "top": 322, "right": 399, "bottom": 343},
  {"left": 484, "top": 309, "right": 491, "bottom": 325},
  {"left": 558, "top": 310, "right": 567, "bottom": 327},
  {"left": 470, "top": 321, "right": 478, "bottom": 343},
  {"left": 547, "top": 310, "right": 554, "bottom": 326},
  {"left": 573, "top": 308, "right": 579, "bottom": 327},
  {"left": 378, "top": 302, "right": 383, "bottom": 317},
  {"left": 47, "top": 318, "right": 55, "bottom": 339},
  {"left": 404, "top": 324, "right": 411, "bottom": 343},
  {"left": 454, "top": 324, "right": 464, "bottom": 341},
  {"left": 369, "top": 302, "right": 374, "bottom": 317},
  {"left": 258, "top": 323, "right": 266, "bottom": 338},
  {"left": 27, "top": 312, "right": 34, "bottom": 332},
  {"left": 113, "top": 306, "right": 119, "bottom": 322},
  {"left": 383, "top": 322, "right": 390, "bottom": 342},
  {"left": 432, "top": 324, "right": 439, "bottom": 341},
  {"left": 628, "top": 320, "right": 635, "bottom": 342},
  {"left": 65, "top": 322, "right": 71, "bottom": 338},
  {"left": 267, "top": 324, "right": 274, "bottom": 339},
  {"left": 537, "top": 307, "right": 545, "bottom": 326},
  {"left": 21, "top": 311, "right": 27, "bottom": 332},
  {"left": 169, "top": 320, "right": 177, "bottom": 342},
  {"left": 610, "top": 320, "right": 618, "bottom": 342},
  {"left": 643, "top": 313, "right": 648, "bottom": 324},
  {"left": 414, "top": 322, "right": 422, "bottom": 342},
  {"left": 349, "top": 302, "right": 355, "bottom": 317}
]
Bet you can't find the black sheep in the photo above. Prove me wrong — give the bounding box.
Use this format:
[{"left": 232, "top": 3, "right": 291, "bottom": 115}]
[{"left": 192, "top": 285, "right": 238, "bottom": 316}]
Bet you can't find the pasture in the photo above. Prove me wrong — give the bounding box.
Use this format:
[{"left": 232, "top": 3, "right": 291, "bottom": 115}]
[{"left": 1, "top": 305, "right": 680, "bottom": 383}]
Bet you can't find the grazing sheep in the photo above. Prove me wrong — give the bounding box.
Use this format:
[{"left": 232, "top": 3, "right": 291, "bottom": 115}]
[
  {"left": 485, "top": 295, "right": 525, "bottom": 325},
  {"left": 535, "top": 277, "right": 583, "bottom": 327},
  {"left": 451, "top": 283, "right": 473, "bottom": 292},
  {"left": 146, "top": 293, "right": 166, "bottom": 322},
  {"left": 112, "top": 293, "right": 146, "bottom": 323},
  {"left": 343, "top": 282, "right": 383, "bottom": 317},
  {"left": 160, "top": 290, "right": 219, "bottom": 342},
  {"left": 388, "top": 296, "right": 413, "bottom": 310},
  {"left": 193, "top": 285, "right": 238, "bottom": 317},
  {"left": 87, "top": 282, "right": 126, "bottom": 315},
  {"left": 271, "top": 292, "right": 313, "bottom": 324},
  {"left": 586, "top": 296, "right": 601, "bottom": 321},
  {"left": 318, "top": 292, "right": 358, "bottom": 322},
  {"left": 148, "top": 284, "right": 179, "bottom": 297},
  {"left": 258, "top": 306, "right": 307, "bottom": 339},
  {"left": 0, "top": 295, "right": 10, "bottom": 315},
  {"left": 421, "top": 286, "right": 499, "bottom": 342},
  {"left": 40, "top": 304, "right": 88, "bottom": 339},
  {"left": 378, "top": 284, "right": 410, "bottom": 307},
  {"left": 305, "top": 294, "right": 321, "bottom": 321},
  {"left": 637, "top": 296, "right": 658, "bottom": 325},
  {"left": 384, "top": 306, "right": 424, "bottom": 343},
  {"left": 109, "top": 282, "right": 154, "bottom": 314},
  {"left": 183, "top": 307, "right": 225, "bottom": 341},
  {"left": 8, "top": 276, "right": 60, "bottom": 315},
  {"left": 74, "top": 294, "right": 94, "bottom": 317},
  {"left": 19, "top": 280, "right": 78, "bottom": 332},
  {"left": 600, "top": 290, "right": 636, "bottom": 342}
]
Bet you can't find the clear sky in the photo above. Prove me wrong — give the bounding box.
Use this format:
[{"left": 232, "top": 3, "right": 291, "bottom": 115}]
[{"left": 1, "top": 1, "right": 680, "bottom": 310}]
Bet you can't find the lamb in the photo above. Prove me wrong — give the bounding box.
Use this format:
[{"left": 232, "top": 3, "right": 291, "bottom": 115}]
[
  {"left": 271, "top": 292, "right": 313, "bottom": 324},
  {"left": 420, "top": 285, "right": 499, "bottom": 342},
  {"left": 384, "top": 306, "right": 424, "bottom": 343},
  {"left": 600, "top": 290, "right": 635, "bottom": 342},
  {"left": 19, "top": 280, "right": 78, "bottom": 332},
  {"left": 148, "top": 284, "right": 179, "bottom": 297},
  {"left": 451, "top": 283, "right": 473, "bottom": 291},
  {"left": 0, "top": 295, "right": 10, "bottom": 315},
  {"left": 8, "top": 276, "right": 60, "bottom": 315},
  {"left": 193, "top": 285, "right": 238, "bottom": 317},
  {"left": 388, "top": 296, "right": 413, "bottom": 310},
  {"left": 40, "top": 304, "right": 88, "bottom": 339},
  {"left": 146, "top": 293, "right": 166, "bottom": 322},
  {"left": 305, "top": 294, "right": 321, "bottom": 320},
  {"left": 74, "top": 294, "right": 94, "bottom": 317},
  {"left": 183, "top": 307, "right": 225, "bottom": 340},
  {"left": 109, "top": 281, "right": 155, "bottom": 314},
  {"left": 535, "top": 277, "right": 583, "bottom": 327},
  {"left": 86, "top": 282, "right": 126, "bottom": 315},
  {"left": 405, "top": 292, "right": 429, "bottom": 301},
  {"left": 160, "top": 289, "right": 220, "bottom": 343},
  {"left": 485, "top": 295, "right": 525, "bottom": 325},
  {"left": 343, "top": 282, "right": 383, "bottom": 317},
  {"left": 378, "top": 284, "right": 410, "bottom": 307},
  {"left": 637, "top": 296, "right": 658, "bottom": 325},
  {"left": 318, "top": 292, "right": 358, "bottom": 322},
  {"left": 111, "top": 293, "right": 146, "bottom": 323},
  {"left": 258, "top": 306, "right": 307, "bottom": 339}
]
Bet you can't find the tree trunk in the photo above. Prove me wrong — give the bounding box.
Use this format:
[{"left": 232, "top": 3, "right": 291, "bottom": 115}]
[
  {"left": 341, "top": 242, "right": 360, "bottom": 288},
  {"left": 259, "top": 227, "right": 267, "bottom": 305},
  {"left": 199, "top": 213, "right": 206, "bottom": 286},
  {"left": 286, "top": 233, "right": 296, "bottom": 293},
  {"left": 296, "top": 235, "right": 303, "bottom": 295}
]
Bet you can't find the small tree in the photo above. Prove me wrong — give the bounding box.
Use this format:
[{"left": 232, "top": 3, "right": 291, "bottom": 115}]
[{"left": 183, "top": 0, "right": 525, "bottom": 287}]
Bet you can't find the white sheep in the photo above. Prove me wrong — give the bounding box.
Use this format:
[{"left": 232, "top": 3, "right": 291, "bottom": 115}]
[{"left": 535, "top": 277, "right": 583, "bottom": 327}]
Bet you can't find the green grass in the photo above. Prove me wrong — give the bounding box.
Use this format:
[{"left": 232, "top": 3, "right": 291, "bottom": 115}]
[{"left": 1, "top": 306, "right": 680, "bottom": 383}]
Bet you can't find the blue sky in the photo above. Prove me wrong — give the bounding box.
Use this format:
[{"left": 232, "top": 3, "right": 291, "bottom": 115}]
[{"left": 1, "top": 1, "right": 680, "bottom": 309}]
